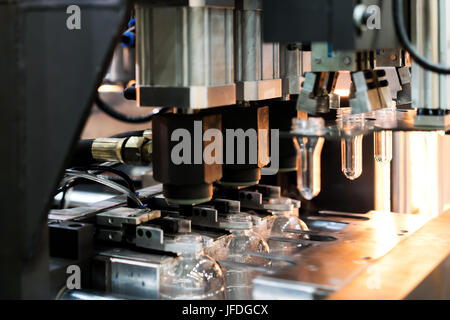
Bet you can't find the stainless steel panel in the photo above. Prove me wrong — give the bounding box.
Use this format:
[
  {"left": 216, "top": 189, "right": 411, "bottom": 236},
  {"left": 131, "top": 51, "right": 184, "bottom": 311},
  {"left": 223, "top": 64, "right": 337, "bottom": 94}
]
[
  {"left": 234, "top": 1, "right": 281, "bottom": 101},
  {"left": 253, "top": 211, "right": 430, "bottom": 299},
  {"left": 136, "top": 3, "right": 235, "bottom": 109},
  {"left": 110, "top": 258, "right": 160, "bottom": 299}
]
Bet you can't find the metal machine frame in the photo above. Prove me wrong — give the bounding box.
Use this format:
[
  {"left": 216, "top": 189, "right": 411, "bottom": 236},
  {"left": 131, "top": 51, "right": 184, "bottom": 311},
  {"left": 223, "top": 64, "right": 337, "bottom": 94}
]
[{"left": 1, "top": 0, "right": 450, "bottom": 300}]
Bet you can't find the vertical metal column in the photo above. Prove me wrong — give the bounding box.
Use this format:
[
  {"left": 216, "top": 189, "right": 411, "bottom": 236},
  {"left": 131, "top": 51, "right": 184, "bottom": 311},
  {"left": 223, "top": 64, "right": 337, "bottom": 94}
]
[
  {"left": 392, "top": 0, "right": 449, "bottom": 216},
  {"left": 438, "top": 0, "right": 447, "bottom": 110},
  {"left": 411, "top": 0, "right": 439, "bottom": 110}
]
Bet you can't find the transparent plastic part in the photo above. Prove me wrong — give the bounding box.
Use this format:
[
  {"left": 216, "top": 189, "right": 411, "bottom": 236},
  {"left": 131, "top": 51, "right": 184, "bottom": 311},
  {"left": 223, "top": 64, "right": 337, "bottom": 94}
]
[
  {"left": 224, "top": 214, "right": 270, "bottom": 264},
  {"left": 291, "top": 117, "right": 326, "bottom": 200},
  {"left": 269, "top": 211, "right": 309, "bottom": 253},
  {"left": 224, "top": 214, "right": 270, "bottom": 299},
  {"left": 337, "top": 110, "right": 365, "bottom": 181},
  {"left": 341, "top": 134, "right": 364, "bottom": 180},
  {"left": 159, "top": 234, "right": 225, "bottom": 300},
  {"left": 294, "top": 136, "right": 325, "bottom": 200},
  {"left": 372, "top": 108, "right": 394, "bottom": 163},
  {"left": 374, "top": 130, "right": 392, "bottom": 163},
  {"left": 270, "top": 211, "right": 308, "bottom": 238}
]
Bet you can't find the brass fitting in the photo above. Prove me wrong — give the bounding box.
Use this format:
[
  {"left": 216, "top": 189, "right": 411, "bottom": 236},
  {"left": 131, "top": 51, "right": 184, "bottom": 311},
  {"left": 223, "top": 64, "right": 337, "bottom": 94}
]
[
  {"left": 91, "top": 138, "right": 126, "bottom": 163},
  {"left": 143, "top": 129, "right": 152, "bottom": 140},
  {"left": 141, "top": 140, "right": 152, "bottom": 165},
  {"left": 91, "top": 136, "right": 152, "bottom": 166},
  {"left": 123, "top": 136, "right": 146, "bottom": 165}
]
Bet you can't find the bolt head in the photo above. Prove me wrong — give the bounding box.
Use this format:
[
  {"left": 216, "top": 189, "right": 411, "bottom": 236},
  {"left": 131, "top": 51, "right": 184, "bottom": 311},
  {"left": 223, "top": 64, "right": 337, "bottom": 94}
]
[{"left": 343, "top": 56, "right": 352, "bottom": 65}]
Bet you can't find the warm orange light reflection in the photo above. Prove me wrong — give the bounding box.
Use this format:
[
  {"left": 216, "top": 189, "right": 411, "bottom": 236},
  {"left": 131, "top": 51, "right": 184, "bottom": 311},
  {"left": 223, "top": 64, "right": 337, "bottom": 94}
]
[
  {"left": 371, "top": 210, "right": 399, "bottom": 257},
  {"left": 98, "top": 84, "right": 123, "bottom": 93},
  {"left": 334, "top": 89, "right": 351, "bottom": 97},
  {"left": 333, "top": 71, "right": 352, "bottom": 97},
  {"left": 408, "top": 132, "right": 440, "bottom": 217},
  {"left": 375, "top": 161, "right": 391, "bottom": 213},
  {"left": 376, "top": 131, "right": 449, "bottom": 216}
]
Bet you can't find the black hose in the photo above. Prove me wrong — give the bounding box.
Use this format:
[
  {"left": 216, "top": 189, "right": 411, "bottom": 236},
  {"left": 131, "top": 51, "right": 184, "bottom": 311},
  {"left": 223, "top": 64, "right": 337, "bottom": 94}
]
[
  {"left": 69, "top": 139, "right": 95, "bottom": 167},
  {"left": 123, "top": 85, "right": 136, "bottom": 100},
  {"left": 71, "top": 131, "right": 147, "bottom": 167},
  {"left": 95, "top": 95, "right": 170, "bottom": 123},
  {"left": 72, "top": 100, "right": 168, "bottom": 167},
  {"left": 110, "top": 130, "right": 145, "bottom": 138},
  {"left": 393, "top": 0, "right": 450, "bottom": 74}
]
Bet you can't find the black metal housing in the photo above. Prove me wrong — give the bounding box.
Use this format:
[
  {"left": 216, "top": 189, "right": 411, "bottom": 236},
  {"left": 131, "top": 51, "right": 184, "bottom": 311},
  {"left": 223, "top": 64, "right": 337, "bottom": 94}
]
[{"left": 0, "top": 0, "right": 129, "bottom": 298}]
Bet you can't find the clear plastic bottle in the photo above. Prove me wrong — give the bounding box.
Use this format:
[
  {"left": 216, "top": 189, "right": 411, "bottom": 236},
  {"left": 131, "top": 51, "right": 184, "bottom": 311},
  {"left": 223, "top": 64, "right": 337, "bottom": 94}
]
[
  {"left": 223, "top": 214, "right": 270, "bottom": 299},
  {"left": 341, "top": 134, "right": 364, "bottom": 180},
  {"left": 338, "top": 111, "right": 365, "bottom": 181},
  {"left": 372, "top": 108, "right": 394, "bottom": 163},
  {"left": 294, "top": 136, "right": 325, "bottom": 199},
  {"left": 374, "top": 130, "right": 392, "bottom": 163},
  {"left": 269, "top": 211, "right": 309, "bottom": 254},
  {"left": 249, "top": 197, "right": 301, "bottom": 239},
  {"left": 292, "top": 118, "right": 326, "bottom": 200},
  {"left": 159, "top": 234, "right": 225, "bottom": 300}
]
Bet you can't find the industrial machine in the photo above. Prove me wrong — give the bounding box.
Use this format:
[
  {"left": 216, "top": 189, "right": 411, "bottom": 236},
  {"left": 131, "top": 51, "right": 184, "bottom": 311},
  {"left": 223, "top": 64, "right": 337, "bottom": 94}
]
[{"left": 2, "top": 0, "right": 450, "bottom": 300}]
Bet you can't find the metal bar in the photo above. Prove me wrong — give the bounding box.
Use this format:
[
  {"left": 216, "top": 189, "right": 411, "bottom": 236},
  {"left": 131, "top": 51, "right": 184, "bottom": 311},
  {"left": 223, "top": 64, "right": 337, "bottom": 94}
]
[{"left": 438, "top": 0, "right": 447, "bottom": 110}]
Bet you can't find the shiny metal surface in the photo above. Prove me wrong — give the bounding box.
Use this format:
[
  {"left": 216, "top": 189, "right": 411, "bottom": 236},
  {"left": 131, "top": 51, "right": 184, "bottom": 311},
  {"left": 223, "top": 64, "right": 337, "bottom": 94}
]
[
  {"left": 310, "top": 42, "right": 362, "bottom": 72},
  {"left": 49, "top": 181, "right": 450, "bottom": 300},
  {"left": 350, "top": 71, "right": 393, "bottom": 114},
  {"left": 234, "top": 0, "right": 281, "bottom": 102},
  {"left": 414, "top": 114, "right": 450, "bottom": 128},
  {"left": 91, "top": 138, "right": 126, "bottom": 163},
  {"left": 54, "top": 190, "right": 116, "bottom": 207},
  {"left": 253, "top": 210, "right": 431, "bottom": 299},
  {"left": 110, "top": 258, "right": 160, "bottom": 299},
  {"left": 60, "top": 289, "right": 123, "bottom": 300},
  {"left": 411, "top": 0, "right": 441, "bottom": 111},
  {"left": 50, "top": 184, "right": 163, "bottom": 221},
  {"left": 280, "top": 44, "right": 304, "bottom": 98},
  {"left": 9, "top": 0, "right": 450, "bottom": 301},
  {"left": 135, "top": 3, "right": 236, "bottom": 109},
  {"left": 96, "top": 207, "right": 161, "bottom": 228},
  {"left": 93, "top": 248, "right": 171, "bottom": 299},
  {"left": 329, "top": 210, "right": 450, "bottom": 299}
]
